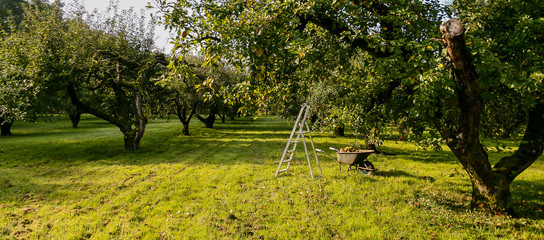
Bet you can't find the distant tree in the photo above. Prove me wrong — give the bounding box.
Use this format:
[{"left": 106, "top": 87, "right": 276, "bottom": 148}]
[
  {"left": 194, "top": 62, "right": 241, "bottom": 129},
  {"left": 160, "top": 57, "right": 202, "bottom": 136},
  {"left": 0, "top": 1, "right": 64, "bottom": 135},
  {"left": 64, "top": 3, "right": 167, "bottom": 150},
  {"left": 160, "top": 55, "right": 244, "bottom": 134}
]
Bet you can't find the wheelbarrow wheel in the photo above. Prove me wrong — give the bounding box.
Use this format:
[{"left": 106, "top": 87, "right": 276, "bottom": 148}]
[{"left": 357, "top": 161, "right": 376, "bottom": 175}]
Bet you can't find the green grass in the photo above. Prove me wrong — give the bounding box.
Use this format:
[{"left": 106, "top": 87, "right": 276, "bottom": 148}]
[{"left": 1, "top": 115, "right": 543, "bottom": 239}]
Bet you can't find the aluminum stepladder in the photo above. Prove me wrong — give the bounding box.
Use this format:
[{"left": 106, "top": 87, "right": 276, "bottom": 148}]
[{"left": 275, "top": 103, "right": 323, "bottom": 178}]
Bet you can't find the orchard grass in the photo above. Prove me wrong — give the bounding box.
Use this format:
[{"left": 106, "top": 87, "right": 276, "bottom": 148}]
[{"left": 1, "top": 116, "right": 543, "bottom": 239}]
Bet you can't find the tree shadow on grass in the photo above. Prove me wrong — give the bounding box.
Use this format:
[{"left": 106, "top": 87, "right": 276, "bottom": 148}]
[
  {"left": 509, "top": 179, "right": 544, "bottom": 220},
  {"left": 426, "top": 179, "right": 544, "bottom": 221},
  {"left": 373, "top": 169, "right": 437, "bottom": 183},
  {"left": 1, "top": 121, "right": 339, "bottom": 167},
  {"left": 376, "top": 169, "right": 417, "bottom": 178}
]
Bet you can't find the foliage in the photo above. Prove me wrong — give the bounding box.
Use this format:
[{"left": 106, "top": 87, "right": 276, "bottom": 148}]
[
  {"left": 453, "top": 0, "right": 544, "bottom": 139},
  {"left": 0, "top": 1, "right": 64, "bottom": 129},
  {"left": 154, "top": 0, "right": 447, "bottom": 135},
  {"left": 1, "top": 116, "right": 543, "bottom": 239},
  {"left": 0, "top": 0, "right": 25, "bottom": 30}
]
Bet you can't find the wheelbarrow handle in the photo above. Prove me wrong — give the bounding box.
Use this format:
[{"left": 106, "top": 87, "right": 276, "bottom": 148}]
[
  {"left": 316, "top": 148, "right": 335, "bottom": 160},
  {"left": 329, "top": 147, "right": 339, "bottom": 152}
]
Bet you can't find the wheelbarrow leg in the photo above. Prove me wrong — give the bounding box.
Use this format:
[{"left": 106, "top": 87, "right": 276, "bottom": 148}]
[{"left": 339, "top": 162, "right": 341, "bottom": 171}]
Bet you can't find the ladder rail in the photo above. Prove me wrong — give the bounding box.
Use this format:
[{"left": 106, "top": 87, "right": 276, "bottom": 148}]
[
  {"left": 300, "top": 122, "right": 314, "bottom": 178},
  {"left": 305, "top": 122, "right": 323, "bottom": 177}
]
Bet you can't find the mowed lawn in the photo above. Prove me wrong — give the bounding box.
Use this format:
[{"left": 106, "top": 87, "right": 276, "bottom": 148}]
[{"left": 1, "top": 116, "right": 543, "bottom": 239}]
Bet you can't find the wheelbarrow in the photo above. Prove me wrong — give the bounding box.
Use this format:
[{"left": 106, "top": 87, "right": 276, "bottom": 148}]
[{"left": 316, "top": 147, "right": 376, "bottom": 175}]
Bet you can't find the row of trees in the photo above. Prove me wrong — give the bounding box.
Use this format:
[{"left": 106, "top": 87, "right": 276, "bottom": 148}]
[
  {"left": 2, "top": 0, "right": 542, "bottom": 215},
  {"left": 154, "top": 0, "right": 544, "bottom": 214},
  {"left": 0, "top": 0, "right": 245, "bottom": 149}
]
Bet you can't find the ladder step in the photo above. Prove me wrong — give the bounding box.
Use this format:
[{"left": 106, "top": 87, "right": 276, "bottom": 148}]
[
  {"left": 278, "top": 169, "right": 288, "bottom": 173},
  {"left": 282, "top": 158, "right": 293, "bottom": 162},
  {"left": 289, "top": 140, "right": 300, "bottom": 143},
  {"left": 295, "top": 131, "right": 310, "bottom": 134},
  {"left": 287, "top": 149, "right": 296, "bottom": 153}
]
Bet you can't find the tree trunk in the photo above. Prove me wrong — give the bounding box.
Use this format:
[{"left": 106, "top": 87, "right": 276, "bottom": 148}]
[
  {"left": 182, "top": 124, "right": 190, "bottom": 136},
  {"left": 438, "top": 19, "right": 500, "bottom": 213},
  {"left": 197, "top": 103, "right": 217, "bottom": 129},
  {"left": 197, "top": 114, "right": 216, "bottom": 128},
  {"left": 310, "top": 113, "right": 319, "bottom": 125},
  {"left": 68, "top": 108, "right": 81, "bottom": 128},
  {"left": 220, "top": 111, "right": 226, "bottom": 124},
  {"left": 132, "top": 90, "right": 147, "bottom": 151},
  {"left": 175, "top": 101, "right": 197, "bottom": 136},
  {"left": 229, "top": 107, "right": 236, "bottom": 120},
  {"left": 334, "top": 125, "right": 345, "bottom": 137},
  {"left": 492, "top": 101, "right": 544, "bottom": 214},
  {"left": 67, "top": 85, "right": 145, "bottom": 151},
  {"left": 0, "top": 117, "right": 13, "bottom": 136},
  {"left": 124, "top": 132, "right": 135, "bottom": 150},
  {"left": 436, "top": 18, "right": 544, "bottom": 214},
  {"left": 121, "top": 130, "right": 141, "bottom": 150}
]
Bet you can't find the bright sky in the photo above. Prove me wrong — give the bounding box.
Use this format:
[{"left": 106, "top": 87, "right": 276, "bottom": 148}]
[{"left": 64, "top": 0, "right": 174, "bottom": 53}]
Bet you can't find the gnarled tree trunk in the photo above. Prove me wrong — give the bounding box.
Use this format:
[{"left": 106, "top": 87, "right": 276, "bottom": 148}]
[
  {"left": 436, "top": 19, "right": 544, "bottom": 214},
  {"left": 437, "top": 18, "right": 499, "bottom": 212},
  {"left": 67, "top": 83, "right": 147, "bottom": 151},
  {"left": 492, "top": 101, "right": 544, "bottom": 213}
]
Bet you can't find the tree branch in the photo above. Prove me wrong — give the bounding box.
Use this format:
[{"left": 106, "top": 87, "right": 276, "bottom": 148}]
[
  {"left": 66, "top": 85, "right": 123, "bottom": 130},
  {"left": 197, "top": 35, "right": 221, "bottom": 42},
  {"left": 493, "top": 100, "right": 544, "bottom": 182},
  {"left": 301, "top": 12, "right": 392, "bottom": 58}
]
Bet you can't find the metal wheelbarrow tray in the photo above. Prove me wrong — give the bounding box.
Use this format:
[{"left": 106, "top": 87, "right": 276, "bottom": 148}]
[{"left": 318, "top": 148, "right": 377, "bottom": 175}]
